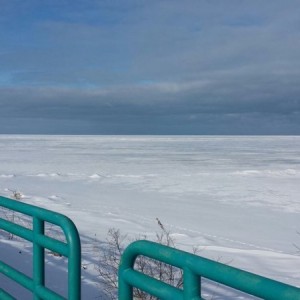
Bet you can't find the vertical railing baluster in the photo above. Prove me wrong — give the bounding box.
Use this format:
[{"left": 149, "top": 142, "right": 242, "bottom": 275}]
[
  {"left": 183, "top": 267, "right": 201, "bottom": 300},
  {"left": 118, "top": 270, "right": 133, "bottom": 300},
  {"left": 33, "top": 217, "right": 45, "bottom": 300},
  {"left": 67, "top": 223, "right": 81, "bottom": 300}
]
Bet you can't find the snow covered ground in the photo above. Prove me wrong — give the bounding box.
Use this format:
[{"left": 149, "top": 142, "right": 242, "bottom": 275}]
[{"left": 0, "top": 135, "right": 300, "bottom": 299}]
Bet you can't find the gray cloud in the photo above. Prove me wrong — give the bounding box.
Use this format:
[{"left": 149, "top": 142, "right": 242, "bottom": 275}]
[
  {"left": 0, "top": 0, "right": 300, "bottom": 134},
  {"left": 1, "top": 75, "right": 299, "bottom": 134}
]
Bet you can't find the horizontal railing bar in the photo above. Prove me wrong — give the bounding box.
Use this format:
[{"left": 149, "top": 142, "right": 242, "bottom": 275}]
[
  {"left": 35, "top": 284, "right": 66, "bottom": 300},
  {"left": 188, "top": 254, "right": 300, "bottom": 300},
  {"left": 0, "top": 219, "right": 68, "bottom": 256},
  {"left": 0, "top": 261, "right": 34, "bottom": 292},
  {"left": 0, "top": 288, "right": 16, "bottom": 300},
  {"left": 0, "top": 197, "right": 75, "bottom": 245},
  {"left": 122, "top": 268, "right": 184, "bottom": 300},
  {"left": 0, "top": 265, "right": 65, "bottom": 300},
  {"left": 0, "top": 197, "right": 65, "bottom": 226},
  {"left": 0, "top": 218, "right": 33, "bottom": 241},
  {"left": 36, "top": 234, "right": 68, "bottom": 257}
]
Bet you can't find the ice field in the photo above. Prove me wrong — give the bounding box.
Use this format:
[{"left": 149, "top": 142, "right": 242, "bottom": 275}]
[{"left": 0, "top": 135, "right": 300, "bottom": 299}]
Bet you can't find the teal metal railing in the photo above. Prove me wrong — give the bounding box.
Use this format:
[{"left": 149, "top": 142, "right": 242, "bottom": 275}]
[
  {"left": 2, "top": 194, "right": 300, "bottom": 300},
  {"left": 119, "top": 240, "right": 300, "bottom": 300},
  {"left": 0, "top": 196, "right": 81, "bottom": 300}
]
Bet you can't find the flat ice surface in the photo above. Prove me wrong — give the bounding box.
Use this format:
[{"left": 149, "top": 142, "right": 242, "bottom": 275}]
[{"left": 0, "top": 135, "right": 300, "bottom": 299}]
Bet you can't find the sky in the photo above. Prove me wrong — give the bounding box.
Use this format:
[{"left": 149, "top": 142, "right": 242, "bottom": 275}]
[{"left": 0, "top": 0, "right": 300, "bottom": 135}]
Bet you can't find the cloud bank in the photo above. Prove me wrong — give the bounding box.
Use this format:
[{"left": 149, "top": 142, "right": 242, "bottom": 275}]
[{"left": 0, "top": 0, "right": 299, "bottom": 134}]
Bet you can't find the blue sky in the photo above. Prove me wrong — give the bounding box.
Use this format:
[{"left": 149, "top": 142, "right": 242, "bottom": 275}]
[{"left": 0, "top": 0, "right": 299, "bottom": 134}]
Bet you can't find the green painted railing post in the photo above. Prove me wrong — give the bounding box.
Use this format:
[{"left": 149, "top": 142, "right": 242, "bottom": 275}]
[
  {"left": 183, "top": 267, "right": 201, "bottom": 300},
  {"left": 33, "top": 217, "right": 45, "bottom": 300},
  {"left": 0, "top": 196, "right": 81, "bottom": 300},
  {"left": 118, "top": 254, "right": 134, "bottom": 300},
  {"left": 119, "top": 240, "right": 300, "bottom": 300},
  {"left": 64, "top": 217, "right": 81, "bottom": 300}
]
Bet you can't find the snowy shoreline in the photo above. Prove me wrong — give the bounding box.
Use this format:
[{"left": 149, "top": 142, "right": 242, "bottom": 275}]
[{"left": 1, "top": 135, "right": 300, "bottom": 299}]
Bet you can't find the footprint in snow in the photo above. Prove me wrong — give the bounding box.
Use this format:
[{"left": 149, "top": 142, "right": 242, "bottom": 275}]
[
  {"left": 0, "top": 174, "right": 15, "bottom": 178},
  {"left": 49, "top": 195, "right": 63, "bottom": 201}
]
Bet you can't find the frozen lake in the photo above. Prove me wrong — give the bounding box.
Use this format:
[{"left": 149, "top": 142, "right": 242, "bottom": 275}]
[{"left": 1, "top": 135, "right": 300, "bottom": 298}]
